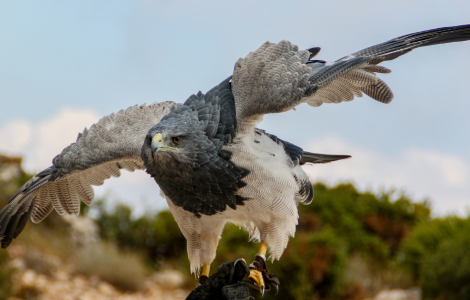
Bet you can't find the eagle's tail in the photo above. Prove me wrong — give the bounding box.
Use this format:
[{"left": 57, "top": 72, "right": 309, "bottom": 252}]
[{"left": 299, "top": 152, "right": 351, "bottom": 165}]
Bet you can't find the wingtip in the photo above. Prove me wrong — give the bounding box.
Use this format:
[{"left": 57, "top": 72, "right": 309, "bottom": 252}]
[
  {"left": 0, "top": 236, "right": 12, "bottom": 249},
  {"left": 307, "top": 47, "right": 321, "bottom": 59},
  {"left": 326, "top": 155, "right": 352, "bottom": 163}
]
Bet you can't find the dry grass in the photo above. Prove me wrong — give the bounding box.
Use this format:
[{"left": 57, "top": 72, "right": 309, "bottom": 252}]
[{"left": 74, "top": 241, "right": 149, "bottom": 292}]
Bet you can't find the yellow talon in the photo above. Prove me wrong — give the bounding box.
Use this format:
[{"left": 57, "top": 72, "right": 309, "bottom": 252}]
[{"left": 248, "top": 269, "right": 265, "bottom": 295}]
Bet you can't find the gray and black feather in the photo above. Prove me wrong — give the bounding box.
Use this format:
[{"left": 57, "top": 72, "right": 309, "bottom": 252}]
[{"left": 142, "top": 77, "right": 250, "bottom": 217}]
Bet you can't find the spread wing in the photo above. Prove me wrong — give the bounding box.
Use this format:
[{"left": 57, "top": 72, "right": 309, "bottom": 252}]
[
  {"left": 232, "top": 24, "right": 470, "bottom": 131},
  {"left": 0, "top": 101, "right": 178, "bottom": 248}
]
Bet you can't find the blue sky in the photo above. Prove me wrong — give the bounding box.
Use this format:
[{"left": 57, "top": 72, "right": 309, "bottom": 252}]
[{"left": 1, "top": 0, "right": 469, "bottom": 216}]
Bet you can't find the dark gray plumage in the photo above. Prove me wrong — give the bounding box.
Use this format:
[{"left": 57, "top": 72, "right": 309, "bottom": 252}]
[
  {"left": 1, "top": 25, "right": 469, "bottom": 282},
  {"left": 141, "top": 78, "right": 249, "bottom": 217}
]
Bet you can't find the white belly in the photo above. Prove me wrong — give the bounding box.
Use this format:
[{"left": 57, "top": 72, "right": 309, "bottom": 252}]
[{"left": 221, "top": 130, "right": 304, "bottom": 260}]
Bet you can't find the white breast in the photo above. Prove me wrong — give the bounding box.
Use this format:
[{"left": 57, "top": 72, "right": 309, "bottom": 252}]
[{"left": 222, "top": 130, "right": 305, "bottom": 260}]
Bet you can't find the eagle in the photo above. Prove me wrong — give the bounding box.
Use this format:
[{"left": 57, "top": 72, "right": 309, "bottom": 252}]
[{"left": 1, "top": 24, "right": 469, "bottom": 295}]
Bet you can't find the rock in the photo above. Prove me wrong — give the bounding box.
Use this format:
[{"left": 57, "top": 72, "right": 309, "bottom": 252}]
[
  {"left": 97, "top": 282, "right": 117, "bottom": 296},
  {"left": 374, "top": 288, "right": 421, "bottom": 300},
  {"left": 5, "top": 233, "right": 190, "bottom": 299},
  {"left": 21, "top": 270, "right": 37, "bottom": 287},
  {"left": 10, "top": 257, "right": 26, "bottom": 271},
  {"left": 152, "top": 270, "right": 186, "bottom": 289}
]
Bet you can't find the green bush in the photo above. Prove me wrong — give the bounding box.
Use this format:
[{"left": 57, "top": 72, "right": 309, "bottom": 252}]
[
  {"left": 401, "top": 216, "right": 470, "bottom": 299},
  {"left": 419, "top": 232, "right": 470, "bottom": 300},
  {"left": 302, "top": 183, "right": 430, "bottom": 261},
  {"left": 400, "top": 216, "right": 470, "bottom": 279},
  {"left": 275, "top": 227, "right": 348, "bottom": 300}
]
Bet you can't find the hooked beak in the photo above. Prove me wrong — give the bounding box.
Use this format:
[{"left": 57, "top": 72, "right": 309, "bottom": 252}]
[{"left": 151, "top": 134, "right": 177, "bottom": 154}]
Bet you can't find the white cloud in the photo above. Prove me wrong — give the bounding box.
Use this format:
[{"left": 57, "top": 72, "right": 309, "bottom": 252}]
[
  {"left": 92, "top": 171, "right": 167, "bottom": 217},
  {"left": 302, "top": 135, "right": 470, "bottom": 216},
  {"left": 0, "top": 119, "right": 33, "bottom": 153}
]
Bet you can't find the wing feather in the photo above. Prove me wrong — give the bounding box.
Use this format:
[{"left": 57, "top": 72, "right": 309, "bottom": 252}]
[
  {"left": 0, "top": 101, "right": 178, "bottom": 248},
  {"left": 31, "top": 194, "right": 53, "bottom": 223},
  {"left": 31, "top": 189, "right": 53, "bottom": 223},
  {"left": 76, "top": 176, "right": 94, "bottom": 205},
  {"left": 49, "top": 181, "right": 65, "bottom": 216},
  {"left": 232, "top": 24, "right": 470, "bottom": 131}
]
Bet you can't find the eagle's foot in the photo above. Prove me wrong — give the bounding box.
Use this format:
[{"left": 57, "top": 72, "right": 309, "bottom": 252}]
[{"left": 246, "top": 254, "right": 280, "bottom": 297}]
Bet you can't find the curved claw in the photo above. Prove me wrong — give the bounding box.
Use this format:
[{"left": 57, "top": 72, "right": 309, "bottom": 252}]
[
  {"left": 247, "top": 269, "right": 265, "bottom": 296},
  {"left": 266, "top": 273, "right": 280, "bottom": 295}
]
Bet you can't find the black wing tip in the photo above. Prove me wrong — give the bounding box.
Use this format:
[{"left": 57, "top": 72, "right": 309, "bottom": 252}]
[
  {"left": 392, "top": 24, "right": 470, "bottom": 53},
  {"left": 354, "top": 24, "right": 470, "bottom": 62},
  {"left": 0, "top": 236, "right": 12, "bottom": 248},
  {"left": 325, "top": 154, "right": 352, "bottom": 162},
  {"left": 300, "top": 153, "right": 351, "bottom": 165}
]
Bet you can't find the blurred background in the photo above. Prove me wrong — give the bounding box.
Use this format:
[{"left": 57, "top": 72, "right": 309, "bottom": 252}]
[{"left": 0, "top": 1, "right": 469, "bottom": 299}]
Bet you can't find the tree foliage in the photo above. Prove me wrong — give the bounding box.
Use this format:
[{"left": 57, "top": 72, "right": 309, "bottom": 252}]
[{"left": 401, "top": 216, "right": 470, "bottom": 299}]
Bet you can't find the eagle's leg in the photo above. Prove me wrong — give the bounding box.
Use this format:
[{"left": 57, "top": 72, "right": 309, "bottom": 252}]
[
  {"left": 247, "top": 242, "right": 280, "bottom": 296},
  {"left": 198, "top": 264, "right": 210, "bottom": 285}
]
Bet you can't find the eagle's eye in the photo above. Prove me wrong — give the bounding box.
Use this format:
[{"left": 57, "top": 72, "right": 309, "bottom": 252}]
[{"left": 172, "top": 136, "right": 182, "bottom": 144}]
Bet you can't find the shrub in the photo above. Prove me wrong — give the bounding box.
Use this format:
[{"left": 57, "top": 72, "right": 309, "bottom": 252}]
[
  {"left": 275, "top": 227, "right": 348, "bottom": 300},
  {"left": 302, "top": 183, "right": 430, "bottom": 261},
  {"left": 401, "top": 216, "right": 470, "bottom": 299},
  {"left": 400, "top": 216, "right": 470, "bottom": 280},
  {"left": 419, "top": 232, "right": 470, "bottom": 300}
]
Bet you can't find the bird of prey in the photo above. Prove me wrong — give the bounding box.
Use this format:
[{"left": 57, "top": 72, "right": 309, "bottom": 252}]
[{"left": 1, "top": 24, "right": 470, "bottom": 295}]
